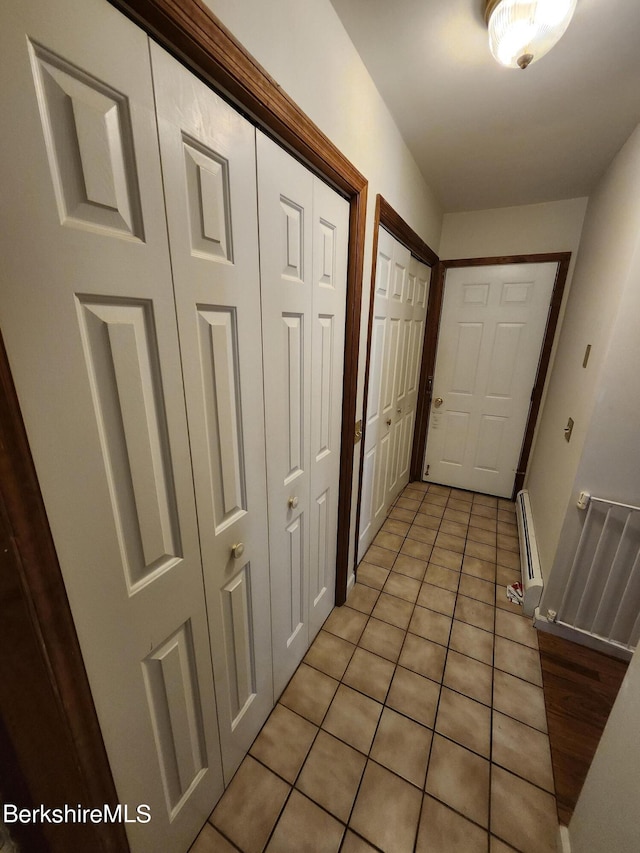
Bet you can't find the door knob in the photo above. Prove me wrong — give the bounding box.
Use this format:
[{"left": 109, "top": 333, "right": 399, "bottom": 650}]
[
  {"left": 386, "top": 418, "right": 392, "bottom": 426},
  {"left": 231, "top": 542, "right": 245, "bottom": 559},
  {"left": 396, "top": 407, "right": 402, "bottom": 413},
  {"left": 288, "top": 496, "right": 299, "bottom": 509},
  {"left": 434, "top": 397, "right": 444, "bottom": 408}
]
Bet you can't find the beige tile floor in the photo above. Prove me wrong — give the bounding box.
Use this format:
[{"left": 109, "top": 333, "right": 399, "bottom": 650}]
[{"left": 194, "top": 482, "right": 558, "bottom": 853}]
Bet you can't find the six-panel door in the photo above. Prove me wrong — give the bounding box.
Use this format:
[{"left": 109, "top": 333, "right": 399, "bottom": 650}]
[
  {"left": 0, "top": 2, "right": 224, "bottom": 850},
  {"left": 359, "top": 229, "right": 431, "bottom": 560},
  {"left": 424, "top": 263, "right": 557, "bottom": 496},
  {"left": 151, "top": 44, "right": 274, "bottom": 784},
  {"left": 257, "top": 133, "right": 349, "bottom": 696}
]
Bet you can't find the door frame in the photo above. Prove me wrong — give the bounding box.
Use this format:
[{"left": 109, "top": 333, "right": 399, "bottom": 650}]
[
  {"left": 412, "top": 252, "right": 572, "bottom": 497},
  {"left": 0, "top": 0, "right": 366, "bottom": 841},
  {"left": 354, "top": 195, "right": 439, "bottom": 566}
]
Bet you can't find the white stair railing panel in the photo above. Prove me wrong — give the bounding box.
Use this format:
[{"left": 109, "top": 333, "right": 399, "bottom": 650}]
[{"left": 557, "top": 495, "right": 640, "bottom": 653}]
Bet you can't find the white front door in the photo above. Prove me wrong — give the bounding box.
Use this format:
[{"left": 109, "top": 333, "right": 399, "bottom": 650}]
[
  {"left": 151, "top": 43, "right": 273, "bottom": 783},
  {"left": 0, "top": 2, "right": 223, "bottom": 850},
  {"left": 424, "top": 262, "right": 557, "bottom": 497},
  {"left": 358, "top": 229, "right": 430, "bottom": 561}
]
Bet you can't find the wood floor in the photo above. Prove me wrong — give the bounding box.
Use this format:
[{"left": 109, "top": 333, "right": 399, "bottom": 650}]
[{"left": 538, "top": 631, "right": 629, "bottom": 825}]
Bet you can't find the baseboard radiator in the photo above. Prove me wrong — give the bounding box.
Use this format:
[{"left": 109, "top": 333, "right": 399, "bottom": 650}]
[
  {"left": 516, "top": 490, "right": 543, "bottom": 617},
  {"left": 553, "top": 495, "right": 640, "bottom": 655}
]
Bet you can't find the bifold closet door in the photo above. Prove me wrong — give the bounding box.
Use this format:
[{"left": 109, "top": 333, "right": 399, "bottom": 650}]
[
  {"left": 393, "top": 255, "right": 430, "bottom": 491},
  {"left": 257, "top": 133, "right": 349, "bottom": 696},
  {"left": 359, "top": 231, "right": 430, "bottom": 561},
  {"left": 308, "top": 178, "right": 349, "bottom": 638},
  {"left": 0, "top": 2, "right": 223, "bottom": 852},
  {"left": 151, "top": 45, "right": 273, "bottom": 783}
]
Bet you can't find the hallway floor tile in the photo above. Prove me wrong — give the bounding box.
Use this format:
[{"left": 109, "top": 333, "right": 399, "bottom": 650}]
[{"left": 196, "top": 482, "right": 558, "bottom": 853}]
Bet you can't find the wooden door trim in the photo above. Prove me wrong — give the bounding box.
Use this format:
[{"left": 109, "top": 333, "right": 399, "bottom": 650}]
[
  {"left": 0, "top": 334, "right": 128, "bottom": 853},
  {"left": 108, "top": 0, "right": 367, "bottom": 606},
  {"left": 413, "top": 252, "right": 572, "bottom": 498},
  {"left": 354, "top": 195, "right": 439, "bottom": 567},
  {"left": 514, "top": 253, "right": 571, "bottom": 495}
]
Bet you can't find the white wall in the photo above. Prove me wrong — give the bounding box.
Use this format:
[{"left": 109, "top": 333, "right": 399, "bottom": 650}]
[
  {"left": 531, "top": 122, "right": 640, "bottom": 591},
  {"left": 202, "top": 0, "right": 444, "bottom": 580},
  {"left": 439, "top": 198, "right": 587, "bottom": 261},
  {"left": 568, "top": 644, "right": 640, "bottom": 852}
]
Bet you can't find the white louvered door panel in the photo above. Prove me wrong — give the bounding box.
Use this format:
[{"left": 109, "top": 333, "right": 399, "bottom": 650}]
[
  {"left": 309, "top": 178, "right": 349, "bottom": 637},
  {"left": 0, "top": 2, "right": 223, "bottom": 851},
  {"left": 151, "top": 44, "right": 273, "bottom": 783},
  {"left": 257, "top": 132, "right": 314, "bottom": 696}
]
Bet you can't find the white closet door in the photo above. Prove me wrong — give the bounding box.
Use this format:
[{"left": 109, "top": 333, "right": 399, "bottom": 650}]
[
  {"left": 309, "top": 179, "right": 349, "bottom": 636},
  {"left": 151, "top": 44, "right": 273, "bottom": 783},
  {"left": 257, "top": 132, "right": 313, "bottom": 696},
  {"left": 393, "top": 256, "right": 430, "bottom": 491},
  {"left": 384, "top": 238, "right": 413, "bottom": 504},
  {"left": 0, "top": 2, "right": 222, "bottom": 852},
  {"left": 359, "top": 229, "right": 413, "bottom": 561}
]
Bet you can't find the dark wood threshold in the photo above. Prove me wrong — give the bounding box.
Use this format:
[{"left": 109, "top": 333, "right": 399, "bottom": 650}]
[{"left": 538, "top": 631, "right": 628, "bottom": 825}]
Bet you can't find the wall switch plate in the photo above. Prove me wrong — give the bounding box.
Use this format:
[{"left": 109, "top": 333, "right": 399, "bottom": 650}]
[{"left": 564, "top": 417, "right": 574, "bottom": 442}]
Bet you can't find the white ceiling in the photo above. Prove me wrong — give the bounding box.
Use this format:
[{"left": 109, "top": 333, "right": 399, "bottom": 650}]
[{"left": 329, "top": 0, "right": 640, "bottom": 211}]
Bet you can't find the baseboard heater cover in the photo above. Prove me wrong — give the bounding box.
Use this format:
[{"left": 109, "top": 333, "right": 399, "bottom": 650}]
[{"left": 516, "top": 489, "right": 543, "bottom": 617}]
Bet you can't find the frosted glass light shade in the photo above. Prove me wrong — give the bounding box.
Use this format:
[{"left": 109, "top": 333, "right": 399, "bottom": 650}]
[{"left": 486, "top": 0, "right": 578, "bottom": 69}]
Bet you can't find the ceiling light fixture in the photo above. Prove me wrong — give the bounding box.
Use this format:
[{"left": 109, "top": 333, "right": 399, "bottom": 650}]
[{"left": 484, "top": 0, "right": 578, "bottom": 70}]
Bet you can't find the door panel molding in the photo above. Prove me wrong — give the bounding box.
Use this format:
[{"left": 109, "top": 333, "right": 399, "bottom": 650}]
[
  {"left": 414, "top": 253, "right": 571, "bottom": 498},
  {"left": 108, "top": 0, "right": 367, "bottom": 607}
]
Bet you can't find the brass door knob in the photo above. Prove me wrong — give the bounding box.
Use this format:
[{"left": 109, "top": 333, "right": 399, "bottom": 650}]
[
  {"left": 288, "top": 496, "right": 299, "bottom": 509},
  {"left": 434, "top": 397, "right": 444, "bottom": 408},
  {"left": 231, "top": 543, "right": 245, "bottom": 559}
]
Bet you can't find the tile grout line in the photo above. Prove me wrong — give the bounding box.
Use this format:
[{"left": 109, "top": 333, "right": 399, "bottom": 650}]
[
  {"left": 209, "top": 485, "right": 530, "bottom": 852},
  {"left": 413, "top": 485, "right": 466, "bottom": 852}
]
